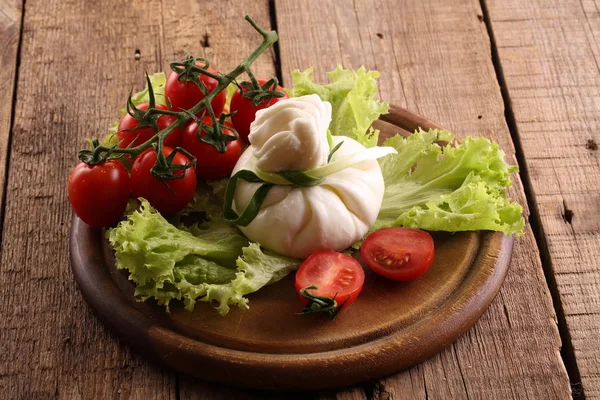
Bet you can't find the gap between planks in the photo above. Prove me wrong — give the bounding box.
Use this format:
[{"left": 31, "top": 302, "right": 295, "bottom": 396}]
[
  {"left": 268, "top": 0, "right": 284, "bottom": 86},
  {"left": 0, "top": 0, "right": 26, "bottom": 255},
  {"left": 478, "top": 0, "right": 582, "bottom": 398}
]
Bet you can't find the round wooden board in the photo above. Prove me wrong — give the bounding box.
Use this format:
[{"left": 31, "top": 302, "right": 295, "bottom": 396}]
[{"left": 70, "top": 106, "right": 514, "bottom": 391}]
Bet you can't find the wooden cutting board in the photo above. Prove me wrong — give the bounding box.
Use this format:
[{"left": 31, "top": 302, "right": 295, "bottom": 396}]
[{"left": 69, "top": 105, "right": 514, "bottom": 391}]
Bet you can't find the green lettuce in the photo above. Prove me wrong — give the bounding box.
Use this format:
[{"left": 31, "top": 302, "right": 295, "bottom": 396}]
[
  {"left": 288, "top": 65, "right": 389, "bottom": 148},
  {"left": 375, "top": 129, "right": 525, "bottom": 235},
  {"left": 225, "top": 82, "right": 238, "bottom": 107},
  {"left": 108, "top": 200, "right": 299, "bottom": 315},
  {"left": 206, "top": 178, "right": 229, "bottom": 200},
  {"left": 175, "top": 189, "right": 223, "bottom": 224},
  {"left": 128, "top": 72, "right": 167, "bottom": 107}
]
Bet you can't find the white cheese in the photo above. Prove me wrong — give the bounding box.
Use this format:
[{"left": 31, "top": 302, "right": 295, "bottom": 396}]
[
  {"left": 248, "top": 94, "right": 331, "bottom": 172},
  {"left": 232, "top": 135, "right": 385, "bottom": 259}
]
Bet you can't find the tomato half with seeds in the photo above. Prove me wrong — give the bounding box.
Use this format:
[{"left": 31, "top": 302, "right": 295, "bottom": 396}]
[
  {"left": 117, "top": 103, "right": 181, "bottom": 149},
  {"left": 295, "top": 250, "right": 365, "bottom": 310},
  {"left": 361, "top": 228, "right": 435, "bottom": 281},
  {"left": 165, "top": 64, "right": 226, "bottom": 116}
]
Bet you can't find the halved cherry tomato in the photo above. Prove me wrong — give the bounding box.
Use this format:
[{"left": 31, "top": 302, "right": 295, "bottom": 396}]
[
  {"left": 295, "top": 250, "right": 365, "bottom": 310},
  {"left": 117, "top": 103, "right": 181, "bottom": 149},
  {"left": 361, "top": 228, "right": 435, "bottom": 281},
  {"left": 230, "top": 78, "right": 289, "bottom": 142},
  {"left": 165, "top": 64, "right": 226, "bottom": 116},
  {"left": 181, "top": 117, "right": 243, "bottom": 180},
  {"left": 130, "top": 146, "right": 196, "bottom": 216},
  {"left": 68, "top": 160, "right": 130, "bottom": 227}
]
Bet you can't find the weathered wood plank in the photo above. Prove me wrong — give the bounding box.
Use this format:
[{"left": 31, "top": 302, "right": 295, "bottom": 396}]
[
  {"left": 0, "top": 0, "right": 178, "bottom": 398},
  {"left": 276, "top": 0, "right": 571, "bottom": 398},
  {"left": 487, "top": 0, "right": 600, "bottom": 397},
  {"left": 180, "top": 381, "right": 308, "bottom": 400},
  {"left": 319, "top": 388, "right": 367, "bottom": 400},
  {"left": 0, "top": 0, "right": 21, "bottom": 221},
  {"left": 159, "top": 0, "right": 275, "bottom": 79}
]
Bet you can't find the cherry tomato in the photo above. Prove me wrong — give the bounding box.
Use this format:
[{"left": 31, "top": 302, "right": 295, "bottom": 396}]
[
  {"left": 117, "top": 103, "right": 181, "bottom": 149},
  {"left": 181, "top": 117, "right": 243, "bottom": 180},
  {"left": 295, "top": 250, "right": 365, "bottom": 310},
  {"left": 130, "top": 146, "right": 196, "bottom": 215},
  {"left": 230, "top": 79, "right": 289, "bottom": 142},
  {"left": 68, "top": 160, "right": 130, "bottom": 227},
  {"left": 165, "top": 64, "right": 226, "bottom": 117},
  {"left": 361, "top": 228, "right": 435, "bottom": 281}
]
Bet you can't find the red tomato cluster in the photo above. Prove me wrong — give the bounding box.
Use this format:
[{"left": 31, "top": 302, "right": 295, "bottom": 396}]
[{"left": 69, "top": 64, "right": 287, "bottom": 227}]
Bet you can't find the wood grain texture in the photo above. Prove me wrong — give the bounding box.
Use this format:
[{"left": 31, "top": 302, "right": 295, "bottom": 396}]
[
  {"left": 0, "top": 0, "right": 179, "bottom": 398},
  {"left": 152, "top": 1, "right": 277, "bottom": 398},
  {"left": 275, "top": 0, "right": 571, "bottom": 398},
  {"left": 0, "top": 0, "right": 583, "bottom": 397},
  {"left": 0, "top": 0, "right": 21, "bottom": 220},
  {"left": 159, "top": 0, "right": 275, "bottom": 79},
  {"left": 179, "top": 382, "right": 307, "bottom": 400},
  {"left": 487, "top": 0, "right": 600, "bottom": 397},
  {"left": 319, "top": 388, "right": 367, "bottom": 400}
]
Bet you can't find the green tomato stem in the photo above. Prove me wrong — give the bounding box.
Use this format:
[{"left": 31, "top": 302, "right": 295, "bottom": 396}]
[{"left": 84, "top": 15, "right": 277, "bottom": 161}]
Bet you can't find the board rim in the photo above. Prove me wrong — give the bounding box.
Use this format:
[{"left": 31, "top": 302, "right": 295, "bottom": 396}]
[{"left": 69, "top": 106, "right": 515, "bottom": 391}]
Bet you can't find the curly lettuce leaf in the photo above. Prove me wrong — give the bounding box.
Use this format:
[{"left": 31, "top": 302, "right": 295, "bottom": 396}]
[
  {"left": 110, "top": 199, "right": 246, "bottom": 280},
  {"left": 375, "top": 129, "right": 525, "bottom": 235},
  {"left": 103, "top": 119, "right": 120, "bottom": 146},
  {"left": 206, "top": 178, "right": 229, "bottom": 200},
  {"left": 86, "top": 118, "right": 119, "bottom": 149},
  {"left": 225, "top": 82, "right": 238, "bottom": 108},
  {"left": 128, "top": 72, "right": 167, "bottom": 107},
  {"left": 171, "top": 243, "right": 299, "bottom": 315},
  {"left": 175, "top": 190, "right": 223, "bottom": 224},
  {"left": 288, "top": 65, "right": 389, "bottom": 148},
  {"left": 108, "top": 200, "right": 299, "bottom": 315},
  {"left": 172, "top": 183, "right": 231, "bottom": 234}
]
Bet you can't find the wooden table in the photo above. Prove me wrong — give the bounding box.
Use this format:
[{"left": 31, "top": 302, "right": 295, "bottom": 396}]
[{"left": 1, "top": 0, "right": 597, "bottom": 398}]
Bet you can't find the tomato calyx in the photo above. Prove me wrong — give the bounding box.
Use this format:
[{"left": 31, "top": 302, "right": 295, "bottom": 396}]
[
  {"left": 123, "top": 73, "right": 164, "bottom": 133},
  {"left": 78, "top": 139, "right": 122, "bottom": 165},
  {"left": 238, "top": 76, "right": 287, "bottom": 106},
  {"left": 298, "top": 285, "right": 348, "bottom": 321},
  {"left": 149, "top": 143, "right": 196, "bottom": 182},
  {"left": 169, "top": 54, "right": 222, "bottom": 94},
  {"left": 185, "top": 111, "right": 239, "bottom": 154}
]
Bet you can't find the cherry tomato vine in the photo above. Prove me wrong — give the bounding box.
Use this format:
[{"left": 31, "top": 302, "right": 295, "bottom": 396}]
[{"left": 77, "top": 15, "right": 281, "bottom": 182}]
